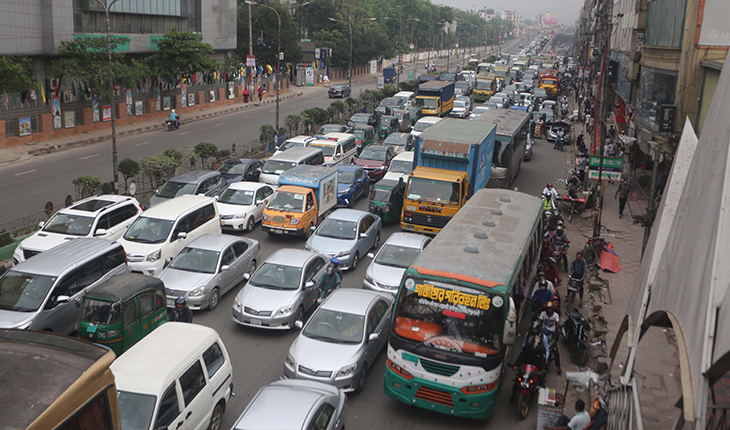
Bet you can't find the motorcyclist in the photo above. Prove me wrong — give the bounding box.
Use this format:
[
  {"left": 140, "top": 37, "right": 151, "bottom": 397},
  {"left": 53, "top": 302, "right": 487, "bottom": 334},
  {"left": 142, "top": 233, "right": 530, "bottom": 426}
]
[
  {"left": 542, "top": 183, "right": 559, "bottom": 205},
  {"left": 543, "top": 257, "right": 561, "bottom": 286},
  {"left": 539, "top": 301, "right": 562, "bottom": 374},
  {"left": 568, "top": 252, "right": 589, "bottom": 305},
  {"left": 554, "top": 128, "right": 566, "bottom": 150},
  {"left": 539, "top": 240, "right": 555, "bottom": 265},
  {"left": 317, "top": 258, "right": 342, "bottom": 302},
  {"left": 530, "top": 278, "right": 554, "bottom": 313},
  {"left": 169, "top": 109, "right": 179, "bottom": 128},
  {"left": 513, "top": 320, "right": 550, "bottom": 388},
  {"left": 534, "top": 271, "right": 555, "bottom": 294},
  {"left": 172, "top": 296, "right": 193, "bottom": 323},
  {"left": 576, "top": 133, "right": 587, "bottom": 154},
  {"left": 553, "top": 226, "right": 570, "bottom": 271}
]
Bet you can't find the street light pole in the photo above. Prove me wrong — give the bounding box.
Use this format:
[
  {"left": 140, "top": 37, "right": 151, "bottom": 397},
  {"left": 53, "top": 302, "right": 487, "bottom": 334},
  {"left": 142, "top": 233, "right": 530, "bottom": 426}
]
[
  {"left": 384, "top": 17, "right": 402, "bottom": 88},
  {"left": 328, "top": 15, "right": 353, "bottom": 90},
  {"left": 95, "top": 0, "right": 120, "bottom": 194}
]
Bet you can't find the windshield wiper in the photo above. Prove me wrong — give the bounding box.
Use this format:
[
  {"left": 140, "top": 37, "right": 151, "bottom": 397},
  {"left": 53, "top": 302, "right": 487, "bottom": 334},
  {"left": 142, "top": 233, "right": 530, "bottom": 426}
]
[{"left": 127, "top": 237, "right": 154, "bottom": 243}]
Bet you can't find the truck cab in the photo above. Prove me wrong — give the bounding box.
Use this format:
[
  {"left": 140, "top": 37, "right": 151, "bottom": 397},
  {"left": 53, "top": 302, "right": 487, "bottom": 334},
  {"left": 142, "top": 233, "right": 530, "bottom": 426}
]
[
  {"left": 262, "top": 185, "right": 317, "bottom": 236},
  {"left": 401, "top": 167, "right": 469, "bottom": 235},
  {"left": 414, "top": 81, "right": 455, "bottom": 117}
]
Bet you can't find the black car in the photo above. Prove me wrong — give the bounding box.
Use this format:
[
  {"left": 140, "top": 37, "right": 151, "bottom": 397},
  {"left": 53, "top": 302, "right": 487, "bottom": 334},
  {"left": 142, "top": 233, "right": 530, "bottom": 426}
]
[
  {"left": 347, "top": 113, "right": 378, "bottom": 128},
  {"left": 328, "top": 84, "right": 351, "bottom": 98},
  {"left": 216, "top": 158, "right": 263, "bottom": 184}
]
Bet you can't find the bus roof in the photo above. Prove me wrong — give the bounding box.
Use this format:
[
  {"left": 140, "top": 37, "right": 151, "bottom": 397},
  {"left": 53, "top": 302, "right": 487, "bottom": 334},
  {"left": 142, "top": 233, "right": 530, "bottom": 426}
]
[
  {"left": 475, "top": 110, "right": 529, "bottom": 138},
  {"left": 411, "top": 189, "right": 542, "bottom": 288},
  {"left": 419, "top": 117, "right": 495, "bottom": 146}
]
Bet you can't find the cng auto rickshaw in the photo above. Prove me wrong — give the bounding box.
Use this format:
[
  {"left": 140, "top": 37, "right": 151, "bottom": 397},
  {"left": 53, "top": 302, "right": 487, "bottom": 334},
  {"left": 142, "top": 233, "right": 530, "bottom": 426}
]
[
  {"left": 78, "top": 273, "right": 167, "bottom": 356},
  {"left": 378, "top": 116, "right": 399, "bottom": 141},
  {"left": 353, "top": 125, "right": 376, "bottom": 154},
  {"left": 369, "top": 178, "right": 406, "bottom": 223},
  {"left": 406, "top": 106, "right": 423, "bottom": 126}
]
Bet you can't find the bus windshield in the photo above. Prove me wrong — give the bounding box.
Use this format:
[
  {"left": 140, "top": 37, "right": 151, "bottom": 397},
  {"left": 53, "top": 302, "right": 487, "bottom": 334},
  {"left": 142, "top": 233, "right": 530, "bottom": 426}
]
[
  {"left": 393, "top": 278, "right": 503, "bottom": 356},
  {"left": 406, "top": 177, "right": 459, "bottom": 205}
]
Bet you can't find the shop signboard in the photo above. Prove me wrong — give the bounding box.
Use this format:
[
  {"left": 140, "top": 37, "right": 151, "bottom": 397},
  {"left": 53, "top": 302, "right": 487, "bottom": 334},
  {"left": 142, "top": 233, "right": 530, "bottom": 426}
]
[{"left": 588, "top": 156, "right": 623, "bottom": 181}]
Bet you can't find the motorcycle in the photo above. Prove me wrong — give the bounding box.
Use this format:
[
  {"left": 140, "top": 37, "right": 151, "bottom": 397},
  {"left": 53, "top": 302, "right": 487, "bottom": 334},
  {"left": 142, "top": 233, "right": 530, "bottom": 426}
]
[
  {"left": 512, "top": 364, "right": 542, "bottom": 420},
  {"left": 562, "top": 308, "right": 591, "bottom": 365},
  {"left": 165, "top": 118, "right": 180, "bottom": 131},
  {"left": 554, "top": 134, "right": 565, "bottom": 151}
]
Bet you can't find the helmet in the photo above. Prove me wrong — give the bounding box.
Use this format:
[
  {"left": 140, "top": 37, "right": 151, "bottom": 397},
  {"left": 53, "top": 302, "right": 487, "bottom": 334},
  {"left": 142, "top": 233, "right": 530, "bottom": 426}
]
[
  {"left": 556, "top": 226, "right": 564, "bottom": 232},
  {"left": 539, "top": 279, "right": 548, "bottom": 288},
  {"left": 330, "top": 258, "right": 340, "bottom": 267},
  {"left": 175, "top": 296, "right": 186, "bottom": 306},
  {"left": 538, "top": 271, "right": 546, "bottom": 277},
  {"left": 547, "top": 183, "right": 553, "bottom": 188},
  {"left": 528, "top": 333, "right": 544, "bottom": 353},
  {"left": 547, "top": 257, "right": 556, "bottom": 265},
  {"left": 546, "top": 301, "right": 555, "bottom": 310},
  {"left": 530, "top": 319, "right": 543, "bottom": 334},
  {"left": 557, "top": 220, "right": 565, "bottom": 227},
  {"left": 172, "top": 109, "right": 176, "bottom": 113}
]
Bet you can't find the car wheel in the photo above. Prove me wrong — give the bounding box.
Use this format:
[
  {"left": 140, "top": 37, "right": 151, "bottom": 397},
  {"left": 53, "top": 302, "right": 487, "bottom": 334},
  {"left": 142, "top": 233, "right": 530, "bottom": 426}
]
[
  {"left": 372, "top": 233, "right": 380, "bottom": 250},
  {"left": 306, "top": 224, "right": 314, "bottom": 238},
  {"left": 247, "top": 260, "right": 257, "bottom": 278},
  {"left": 351, "top": 252, "right": 359, "bottom": 271},
  {"left": 208, "top": 403, "right": 224, "bottom": 430},
  {"left": 208, "top": 288, "right": 220, "bottom": 311},
  {"left": 355, "top": 362, "right": 368, "bottom": 393},
  {"left": 246, "top": 217, "right": 255, "bottom": 232}
]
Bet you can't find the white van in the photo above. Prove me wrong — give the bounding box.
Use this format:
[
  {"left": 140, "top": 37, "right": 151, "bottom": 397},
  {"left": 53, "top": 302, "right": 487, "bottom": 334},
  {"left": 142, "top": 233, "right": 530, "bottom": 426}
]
[
  {"left": 382, "top": 151, "right": 415, "bottom": 182},
  {"left": 309, "top": 133, "right": 358, "bottom": 166},
  {"left": 259, "top": 147, "right": 325, "bottom": 186},
  {"left": 410, "top": 116, "right": 443, "bottom": 138},
  {"left": 273, "top": 135, "right": 315, "bottom": 157},
  {"left": 117, "top": 195, "right": 220, "bottom": 276},
  {"left": 112, "top": 323, "right": 233, "bottom": 430},
  {"left": 393, "top": 91, "right": 415, "bottom": 107}
]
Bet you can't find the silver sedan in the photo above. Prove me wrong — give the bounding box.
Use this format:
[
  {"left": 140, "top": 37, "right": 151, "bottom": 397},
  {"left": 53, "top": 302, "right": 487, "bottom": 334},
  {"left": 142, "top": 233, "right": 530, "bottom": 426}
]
[
  {"left": 159, "top": 234, "right": 259, "bottom": 311},
  {"left": 305, "top": 209, "right": 382, "bottom": 271},
  {"left": 363, "top": 232, "right": 431, "bottom": 294},
  {"left": 284, "top": 289, "right": 394, "bottom": 393}
]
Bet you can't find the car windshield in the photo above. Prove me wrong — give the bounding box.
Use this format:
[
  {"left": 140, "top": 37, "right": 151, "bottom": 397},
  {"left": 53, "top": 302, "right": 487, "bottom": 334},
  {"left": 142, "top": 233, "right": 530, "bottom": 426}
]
[
  {"left": 170, "top": 247, "right": 220, "bottom": 274},
  {"left": 316, "top": 218, "right": 357, "bottom": 240},
  {"left": 267, "top": 191, "right": 305, "bottom": 213},
  {"left": 156, "top": 181, "right": 197, "bottom": 199},
  {"left": 393, "top": 278, "right": 504, "bottom": 356},
  {"left": 353, "top": 129, "right": 366, "bottom": 139},
  {"left": 414, "top": 98, "right": 438, "bottom": 109},
  {"left": 440, "top": 74, "right": 455, "bottom": 81},
  {"left": 338, "top": 170, "right": 355, "bottom": 184},
  {"left": 375, "top": 244, "right": 421, "bottom": 268},
  {"left": 455, "top": 82, "right": 468, "bottom": 89},
  {"left": 350, "top": 114, "right": 369, "bottom": 123},
  {"left": 217, "top": 162, "right": 247, "bottom": 175},
  {"left": 249, "top": 263, "right": 302, "bottom": 290},
  {"left": 318, "top": 126, "right": 342, "bottom": 135},
  {"left": 218, "top": 188, "right": 254, "bottom": 206},
  {"left": 472, "top": 107, "right": 489, "bottom": 115},
  {"left": 385, "top": 135, "right": 408, "bottom": 146},
  {"left": 80, "top": 299, "right": 121, "bottom": 325},
  {"left": 359, "top": 148, "right": 387, "bottom": 161},
  {"left": 454, "top": 101, "right": 466, "bottom": 109},
  {"left": 304, "top": 309, "right": 364, "bottom": 344},
  {"left": 389, "top": 160, "right": 413, "bottom": 174},
  {"left": 0, "top": 271, "right": 55, "bottom": 312},
  {"left": 310, "top": 143, "right": 335, "bottom": 157},
  {"left": 406, "top": 177, "right": 460, "bottom": 205},
  {"left": 475, "top": 80, "right": 493, "bottom": 90},
  {"left": 543, "top": 79, "right": 557, "bottom": 86},
  {"left": 118, "top": 391, "right": 156, "bottom": 430},
  {"left": 262, "top": 160, "right": 297, "bottom": 175},
  {"left": 413, "top": 121, "right": 435, "bottom": 132},
  {"left": 42, "top": 213, "right": 95, "bottom": 236},
  {"left": 332, "top": 85, "right": 346, "bottom": 91},
  {"left": 381, "top": 99, "right": 398, "bottom": 107},
  {"left": 278, "top": 140, "right": 305, "bottom": 152},
  {"left": 370, "top": 187, "right": 392, "bottom": 202},
  {"left": 123, "top": 217, "right": 174, "bottom": 244}
]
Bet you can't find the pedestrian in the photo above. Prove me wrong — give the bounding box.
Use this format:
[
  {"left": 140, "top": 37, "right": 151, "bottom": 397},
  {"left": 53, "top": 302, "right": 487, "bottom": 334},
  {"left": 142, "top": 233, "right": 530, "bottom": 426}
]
[
  {"left": 584, "top": 113, "right": 591, "bottom": 133},
  {"left": 604, "top": 140, "right": 615, "bottom": 157},
  {"left": 243, "top": 85, "right": 250, "bottom": 103},
  {"left": 258, "top": 85, "right": 263, "bottom": 101},
  {"left": 608, "top": 124, "right": 616, "bottom": 140},
  {"left": 615, "top": 180, "right": 630, "bottom": 218},
  {"left": 568, "top": 252, "right": 588, "bottom": 304},
  {"left": 550, "top": 399, "right": 591, "bottom": 430},
  {"left": 578, "top": 154, "right": 588, "bottom": 183}
]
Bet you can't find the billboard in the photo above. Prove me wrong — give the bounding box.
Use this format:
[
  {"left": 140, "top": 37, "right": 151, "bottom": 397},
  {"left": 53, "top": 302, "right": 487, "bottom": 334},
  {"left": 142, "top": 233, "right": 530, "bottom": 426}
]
[
  {"left": 541, "top": 13, "right": 559, "bottom": 25},
  {"left": 698, "top": 0, "right": 730, "bottom": 46}
]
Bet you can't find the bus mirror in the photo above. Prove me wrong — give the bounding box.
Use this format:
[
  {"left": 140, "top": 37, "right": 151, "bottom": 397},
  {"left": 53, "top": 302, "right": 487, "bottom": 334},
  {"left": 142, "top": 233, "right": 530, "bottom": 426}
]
[{"left": 503, "top": 296, "right": 517, "bottom": 346}]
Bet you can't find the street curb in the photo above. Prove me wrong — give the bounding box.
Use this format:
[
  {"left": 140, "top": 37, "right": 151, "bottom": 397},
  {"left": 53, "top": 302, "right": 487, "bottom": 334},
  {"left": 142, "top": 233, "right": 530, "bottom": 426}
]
[{"left": 25, "top": 91, "right": 304, "bottom": 157}]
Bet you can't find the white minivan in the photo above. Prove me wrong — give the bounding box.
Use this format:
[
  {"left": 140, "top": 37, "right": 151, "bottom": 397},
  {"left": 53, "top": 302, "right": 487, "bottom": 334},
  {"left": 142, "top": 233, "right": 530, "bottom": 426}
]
[
  {"left": 117, "top": 195, "right": 221, "bottom": 276},
  {"left": 112, "top": 323, "right": 233, "bottom": 430},
  {"left": 410, "top": 116, "right": 443, "bottom": 138},
  {"left": 309, "top": 133, "right": 358, "bottom": 166}
]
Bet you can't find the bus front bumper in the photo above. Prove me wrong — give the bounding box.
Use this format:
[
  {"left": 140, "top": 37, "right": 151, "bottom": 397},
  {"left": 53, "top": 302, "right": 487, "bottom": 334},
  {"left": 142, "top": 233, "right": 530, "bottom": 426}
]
[{"left": 384, "top": 368, "right": 498, "bottom": 419}]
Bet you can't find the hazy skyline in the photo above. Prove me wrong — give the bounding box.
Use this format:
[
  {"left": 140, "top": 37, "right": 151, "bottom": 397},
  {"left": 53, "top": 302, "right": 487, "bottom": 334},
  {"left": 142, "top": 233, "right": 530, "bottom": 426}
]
[{"left": 434, "top": 0, "right": 584, "bottom": 25}]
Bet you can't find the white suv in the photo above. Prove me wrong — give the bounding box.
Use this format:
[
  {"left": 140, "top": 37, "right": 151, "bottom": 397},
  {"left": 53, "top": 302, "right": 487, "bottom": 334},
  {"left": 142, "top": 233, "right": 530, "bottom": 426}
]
[{"left": 14, "top": 195, "right": 142, "bottom": 265}]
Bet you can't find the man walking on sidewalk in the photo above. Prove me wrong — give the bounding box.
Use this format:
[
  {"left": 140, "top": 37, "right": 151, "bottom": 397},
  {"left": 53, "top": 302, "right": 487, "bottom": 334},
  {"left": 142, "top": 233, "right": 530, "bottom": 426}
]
[
  {"left": 568, "top": 252, "right": 588, "bottom": 304},
  {"left": 615, "top": 180, "right": 630, "bottom": 218}
]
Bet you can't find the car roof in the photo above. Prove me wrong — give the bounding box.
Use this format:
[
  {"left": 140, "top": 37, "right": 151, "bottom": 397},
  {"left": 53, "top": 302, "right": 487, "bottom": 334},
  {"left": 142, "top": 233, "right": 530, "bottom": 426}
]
[
  {"left": 169, "top": 170, "right": 219, "bottom": 183},
  {"left": 270, "top": 146, "right": 322, "bottom": 160},
  {"left": 185, "top": 234, "right": 247, "bottom": 251},
  {"left": 394, "top": 91, "right": 414, "bottom": 96},
  {"left": 383, "top": 232, "right": 430, "bottom": 249},
  {"left": 111, "top": 323, "right": 221, "bottom": 395},
  {"left": 386, "top": 133, "right": 411, "bottom": 140},
  {"left": 11, "top": 238, "right": 119, "bottom": 277},
  {"left": 221, "top": 158, "right": 257, "bottom": 166},
  {"left": 141, "top": 195, "right": 216, "bottom": 220},
  {"left": 416, "top": 117, "right": 442, "bottom": 124},
  {"left": 336, "top": 165, "right": 363, "bottom": 173},
  {"left": 320, "top": 132, "right": 355, "bottom": 142},
  {"left": 266, "top": 249, "right": 321, "bottom": 267},
  {"left": 64, "top": 195, "right": 136, "bottom": 215},
  {"left": 285, "top": 135, "right": 315, "bottom": 144},
  {"left": 363, "top": 145, "right": 388, "bottom": 151},
  {"left": 228, "top": 181, "right": 269, "bottom": 191},
  {"left": 392, "top": 151, "right": 414, "bottom": 161},
  {"left": 321, "top": 289, "right": 386, "bottom": 315},
  {"left": 328, "top": 208, "right": 369, "bottom": 222}
]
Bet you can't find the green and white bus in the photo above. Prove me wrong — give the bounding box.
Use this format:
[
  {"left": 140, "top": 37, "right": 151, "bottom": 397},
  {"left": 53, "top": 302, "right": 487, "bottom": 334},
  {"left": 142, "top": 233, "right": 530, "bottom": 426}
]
[{"left": 384, "top": 188, "right": 543, "bottom": 419}]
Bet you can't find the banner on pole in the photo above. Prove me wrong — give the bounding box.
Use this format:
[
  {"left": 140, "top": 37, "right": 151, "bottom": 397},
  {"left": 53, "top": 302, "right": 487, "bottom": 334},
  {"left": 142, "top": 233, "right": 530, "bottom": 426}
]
[{"left": 588, "top": 156, "right": 623, "bottom": 181}]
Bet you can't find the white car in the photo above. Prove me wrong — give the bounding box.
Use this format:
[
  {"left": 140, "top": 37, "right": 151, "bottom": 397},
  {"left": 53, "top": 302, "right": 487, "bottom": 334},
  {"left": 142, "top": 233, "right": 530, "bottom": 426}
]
[
  {"left": 382, "top": 151, "right": 414, "bottom": 182},
  {"left": 411, "top": 117, "right": 443, "bottom": 138},
  {"left": 273, "top": 135, "right": 314, "bottom": 157},
  {"left": 469, "top": 106, "right": 492, "bottom": 120},
  {"left": 363, "top": 233, "right": 431, "bottom": 294},
  {"left": 449, "top": 100, "right": 469, "bottom": 118},
  {"left": 218, "top": 182, "right": 275, "bottom": 232},
  {"left": 14, "top": 195, "right": 142, "bottom": 265}
]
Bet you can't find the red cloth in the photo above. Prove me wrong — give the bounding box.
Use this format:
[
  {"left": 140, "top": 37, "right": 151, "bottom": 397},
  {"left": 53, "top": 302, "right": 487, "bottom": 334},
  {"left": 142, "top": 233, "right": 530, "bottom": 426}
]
[{"left": 600, "top": 249, "right": 622, "bottom": 273}]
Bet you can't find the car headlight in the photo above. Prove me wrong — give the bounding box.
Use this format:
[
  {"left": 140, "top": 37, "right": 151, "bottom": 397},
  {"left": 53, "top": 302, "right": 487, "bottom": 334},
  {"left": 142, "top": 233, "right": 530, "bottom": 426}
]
[
  {"left": 234, "top": 213, "right": 246, "bottom": 219},
  {"left": 15, "top": 320, "right": 32, "bottom": 330},
  {"left": 336, "top": 250, "right": 350, "bottom": 258},
  {"left": 304, "top": 244, "right": 312, "bottom": 251},
  {"left": 146, "top": 249, "right": 162, "bottom": 262},
  {"left": 365, "top": 273, "right": 373, "bottom": 283},
  {"left": 15, "top": 244, "right": 22, "bottom": 253},
  {"left": 190, "top": 288, "right": 204, "bottom": 297},
  {"left": 290, "top": 218, "right": 300, "bottom": 225},
  {"left": 234, "top": 297, "right": 242, "bottom": 310},
  {"left": 285, "top": 352, "right": 296, "bottom": 368},
  {"left": 263, "top": 214, "right": 271, "bottom": 221},
  {"left": 277, "top": 305, "right": 293, "bottom": 316},
  {"left": 337, "top": 363, "right": 357, "bottom": 378}
]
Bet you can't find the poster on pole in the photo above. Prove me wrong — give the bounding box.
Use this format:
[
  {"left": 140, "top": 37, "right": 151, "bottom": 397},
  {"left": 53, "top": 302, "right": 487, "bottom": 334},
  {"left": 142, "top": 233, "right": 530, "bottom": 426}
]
[
  {"left": 154, "top": 86, "right": 161, "bottom": 111},
  {"left": 102, "top": 105, "right": 111, "bottom": 121},
  {"left": 51, "top": 96, "right": 62, "bottom": 130},
  {"left": 135, "top": 100, "right": 144, "bottom": 116},
  {"left": 181, "top": 82, "right": 187, "bottom": 107},
  {"left": 92, "top": 94, "right": 100, "bottom": 122},
  {"left": 588, "top": 156, "right": 623, "bottom": 181},
  {"left": 125, "top": 89, "right": 133, "bottom": 117},
  {"left": 370, "top": 60, "right": 377, "bottom": 75},
  {"left": 246, "top": 55, "right": 256, "bottom": 67},
  {"left": 228, "top": 82, "right": 235, "bottom": 99},
  {"left": 305, "top": 67, "right": 314, "bottom": 86}
]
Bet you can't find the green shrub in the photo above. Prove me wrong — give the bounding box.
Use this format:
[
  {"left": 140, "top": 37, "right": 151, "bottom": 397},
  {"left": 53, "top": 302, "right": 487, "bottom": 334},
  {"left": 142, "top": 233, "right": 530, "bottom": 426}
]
[
  {"left": 194, "top": 142, "right": 218, "bottom": 169},
  {"left": 72, "top": 175, "right": 103, "bottom": 200}
]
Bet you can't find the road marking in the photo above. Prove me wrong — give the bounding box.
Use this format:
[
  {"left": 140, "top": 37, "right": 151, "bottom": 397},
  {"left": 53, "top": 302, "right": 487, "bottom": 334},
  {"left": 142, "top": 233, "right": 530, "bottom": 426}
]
[
  {"left": 136, "top": 141, "right": 149, "bottom": 146},
  {"left": 81, "top": 154, "right": 100, "bottom": 160},
  {"left": 180, "top": 131, "right": 190, "bottom": 135},
  {"left": 15, "top": 169, "right": 36, "bottom": 176},
  {"left": 215, "top": 122, "right": 224, "bottom": 127}
]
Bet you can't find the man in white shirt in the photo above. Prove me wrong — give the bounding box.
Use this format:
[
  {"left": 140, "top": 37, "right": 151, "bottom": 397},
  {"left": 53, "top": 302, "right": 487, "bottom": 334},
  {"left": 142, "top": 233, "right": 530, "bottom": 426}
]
[
  {"left": 551, "top": 399, "right": 592, "bottom": 430},
  {"left": 542, "top": 183, "right": 559, "bottom": 208},
  {"left": 539, "top": 302, "right": 561, "bottom": 374}
]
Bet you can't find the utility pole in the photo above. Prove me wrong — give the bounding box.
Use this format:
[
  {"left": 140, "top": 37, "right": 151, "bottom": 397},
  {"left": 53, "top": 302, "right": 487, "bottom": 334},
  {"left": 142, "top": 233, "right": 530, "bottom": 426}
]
[
  {"left": 248, "top": 2, "right": 253, "bottom": 95},
  {"left": 95, "top": 0, "right": 120, "bottom": 194},
  {"left": 328, "top": 14, "right": 354, "bottom": 90},
  {"left": 384, "top": 17, "right": 402, "bottom": 88}
]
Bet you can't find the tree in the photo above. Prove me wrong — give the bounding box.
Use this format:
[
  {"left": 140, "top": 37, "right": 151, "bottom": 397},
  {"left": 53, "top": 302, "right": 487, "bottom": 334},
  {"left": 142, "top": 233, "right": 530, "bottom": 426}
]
[
  {"left": 72, "top": 176, "right": 103, "bottom": 200},
  {"left": 382, "top": 84, "right": 398, "bottom": 97},
  {"left": 0, "top": 56, "right": 38, "bottom": 95},
  {"left": 148, "top": 27, "right": 219, "bottom": 81},
  {"left": 194, "top": 142, "right": 219, "bottom": 169},
  {"left": 259, "top": 124, "right": 276, "bottom": 143},
  {"left": 236, "top": 3, "right": 303, "bottom": 67},
  {"left": 285, "top": 114, "right": 302, "bottom": 136},
  {"left": 139, "top": 154, "right": 177, "bottom": 189},
  {"left": 118, "top": 158, "right": 140, "bottom": 193}
]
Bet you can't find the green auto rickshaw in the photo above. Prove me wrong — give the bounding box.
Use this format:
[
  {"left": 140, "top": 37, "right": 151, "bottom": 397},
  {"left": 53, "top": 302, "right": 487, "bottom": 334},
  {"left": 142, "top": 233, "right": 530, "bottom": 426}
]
[
  {"left": 369, "top": 178, "right": 406, "bottom": 223},
  {"left": 353, "top": 125, "right": 376, "bottom": 154},
  {"left": 378, "top": 116, "right": 400, "bottom": 141},
  {"left": 78, "top": 273, "right": 167, "bottom": 356},
  {"left": 406, "top": 106, "right": 423, "bottom": 126}
]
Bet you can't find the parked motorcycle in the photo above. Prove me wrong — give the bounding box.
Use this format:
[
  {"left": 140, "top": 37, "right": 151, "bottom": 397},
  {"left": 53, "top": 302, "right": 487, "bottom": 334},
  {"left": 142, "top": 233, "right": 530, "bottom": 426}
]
[
  {"left": 562, "top": 308, "right": 591, "bottom": 365},
  {"left": 512, "top": 364, "right": 542, "bottom": 420},
  {"left": 165, "top": 118, "right": 180, "bottom": 131}
]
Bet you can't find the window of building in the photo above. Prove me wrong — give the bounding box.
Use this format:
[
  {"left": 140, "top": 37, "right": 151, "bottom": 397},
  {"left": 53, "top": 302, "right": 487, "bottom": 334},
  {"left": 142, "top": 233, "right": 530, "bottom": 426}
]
[{"left": 635, "top": 67, "right": 678, "bottom": 133}]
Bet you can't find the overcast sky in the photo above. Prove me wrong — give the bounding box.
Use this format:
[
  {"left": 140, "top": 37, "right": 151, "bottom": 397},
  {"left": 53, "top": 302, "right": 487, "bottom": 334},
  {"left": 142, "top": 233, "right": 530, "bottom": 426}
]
[{"left": 434, "top": 0, "right": 583, "bottom": 25}]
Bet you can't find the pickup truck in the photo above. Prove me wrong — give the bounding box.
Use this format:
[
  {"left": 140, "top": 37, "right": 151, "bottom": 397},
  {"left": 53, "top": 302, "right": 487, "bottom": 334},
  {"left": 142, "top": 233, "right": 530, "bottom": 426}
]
[
  {"left": 414, "top": 81, "right": 455, "bottom": 118},
  {"left": 383, "top": 67, "right": 397, "bottom": 84},
  {"left": 262, "top": 165, "right": 338, "bottom": 236}
]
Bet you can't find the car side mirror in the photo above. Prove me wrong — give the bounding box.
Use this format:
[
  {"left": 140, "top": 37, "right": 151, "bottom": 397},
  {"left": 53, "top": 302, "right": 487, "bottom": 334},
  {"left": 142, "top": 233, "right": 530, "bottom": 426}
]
[
  {"left": 256, "top": 199, "right": 264, "bottom": 205},
  {"left": 213, "top": 195, "right": 219, "bottom": 201},
  {"left": 367, "top": 253, "right": 375, "bottom": 259},
  {"left": 164, "top": 257, "right": 173, "bottom": 268},
  {"left": 368, "top": 333, "right": 379, "bottom": 342},
  {"left": 309, "top": 225, "right": 317, "bottom": 233},
  {"left": 177, "top": 232, "right": 187, "bottom": 240},
  {"left": 305, "top": 281, "right": 315, "bottom": 289},
  {"left": 243, "top": 273, "right": 251, "bottom": 280},
  {"left": 38, "top": 221, "right": 46, "bottom": 229},
  {"left": 94, "top": 228, "right": 107, "bottom": 236},
  {"left": 56, "top": 295, "right": 71, "bottom": 304},
  {"left": 360, "top": 233, "right": 367, "bottom": 239},
  {"left": 220, "top": 265, "right": 230, "bottom": 272},
  {"left": 198, "top": 193, "right": 206, "bottom": 197},
  {"left": 295, "top": 320, "right": 304, "bottom": 329}
]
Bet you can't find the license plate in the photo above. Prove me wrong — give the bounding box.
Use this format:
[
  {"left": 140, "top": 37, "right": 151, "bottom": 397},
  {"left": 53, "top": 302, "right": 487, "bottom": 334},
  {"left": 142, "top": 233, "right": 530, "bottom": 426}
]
[
  {"left": 274, "top": 229, "right": 283, "bottom": 234},
  {"left": 167, "top": 299, "right": 174, "bottom": 307},
  {"left": 249, "top": 319, "right": 262, "bottom": 326}
]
